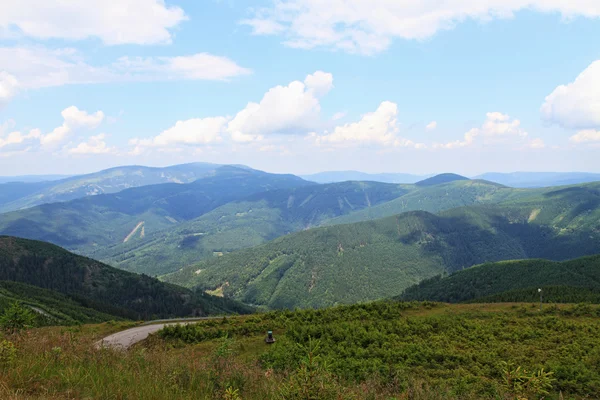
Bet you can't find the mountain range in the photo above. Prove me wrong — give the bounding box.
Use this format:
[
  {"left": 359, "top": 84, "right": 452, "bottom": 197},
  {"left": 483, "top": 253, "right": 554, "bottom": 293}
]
[{"left": 1, "top": 162, "right": 600, "bottom": 314}]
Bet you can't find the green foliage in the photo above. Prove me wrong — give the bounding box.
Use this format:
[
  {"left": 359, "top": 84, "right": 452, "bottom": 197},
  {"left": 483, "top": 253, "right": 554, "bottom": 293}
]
[
  {"left": 0, "top": 302, "right": 35, "bottom": 333},
  {"left": 499, "top": 361, "right": 555, "bottom": 399},
  {"left": 278, "top": 338, "right": 340, "bottom": 400},
  {"left": 160, "top": 301, "right": 600, "bottom": 397},
  {"left": 0, "top": 236, "right": 252, "bottom": 320},
  {"left": 0, "top": 339, "right": 17, "bottom": 369},
  {"left": 400, "top": 255, "right": 600, "bottom": 303}
]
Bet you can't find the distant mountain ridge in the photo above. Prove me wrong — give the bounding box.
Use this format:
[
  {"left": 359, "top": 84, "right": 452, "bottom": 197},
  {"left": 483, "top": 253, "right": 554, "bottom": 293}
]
[
  {"left": 301, "top": 171, "right": 430, "bottom": 184},
  {"left": 0, "top": 166, "right": 311, "bottom": 258},
  {"left": 0, "top": 162, "right": 226, "bottom": 213},
  {"left": 474, "top": 172, "right": 600, "bottom": 187}
]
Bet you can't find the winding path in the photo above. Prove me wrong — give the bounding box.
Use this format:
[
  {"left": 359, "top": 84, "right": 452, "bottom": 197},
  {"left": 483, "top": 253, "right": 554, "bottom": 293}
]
[{"left": 97, "top": 317, "right": 222, "bottom": 350}]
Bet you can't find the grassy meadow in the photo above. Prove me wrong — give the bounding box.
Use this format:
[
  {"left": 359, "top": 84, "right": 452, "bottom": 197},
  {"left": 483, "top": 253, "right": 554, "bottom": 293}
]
[{"left": 2, "top": 302, "right": 600, "bottom": 399}]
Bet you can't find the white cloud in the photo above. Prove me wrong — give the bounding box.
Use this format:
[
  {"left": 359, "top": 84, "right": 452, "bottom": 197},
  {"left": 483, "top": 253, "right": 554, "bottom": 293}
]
[
  {"left": 570, "top": 129, "right": 600, "bottom": 143},
  {"left": 129, "top": 117, "right": 228, "bottom": 154},
  {"left": 426, "top": 121, "right": 437, "bottom": 131},
  {"left": 0, "top": 128, "right": 40, "bottom": 150},
  {"left": 541, "top": 60, "right": 600, "bottom": 129},
  {"left": 435, "top": 112, "right": 535, "bottom": 149},
  {"left": 227, "top": 71, "right": 332, "bottom": 140},
  {"left": 244, "top": 1, "right": 600, "bottom": 55},
  {"left": 0, "top": 71, "right": 19, "bottom": 106},
  {"left": 0, "top": 0, "right": 187, "bottom": 45},
  {"left": 314, "top": 101, "right": 423, "bottom": 148},
  {"left": 0, "top": 47, "right": 252, "bottom": 92},
  {"left": 68, "top": 134, "right": 116, "bottom": 155},
  {"left": 113, "top": 53, "right": 252, "bottom": 81},
  {"left": 41, "top": 106, "right": 104, "bottom": 147}
]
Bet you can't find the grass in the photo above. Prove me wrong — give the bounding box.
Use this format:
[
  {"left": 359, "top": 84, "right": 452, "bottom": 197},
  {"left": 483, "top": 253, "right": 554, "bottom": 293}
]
[{"left": 2, "top": 302, "right": 600, "bottom": 399}]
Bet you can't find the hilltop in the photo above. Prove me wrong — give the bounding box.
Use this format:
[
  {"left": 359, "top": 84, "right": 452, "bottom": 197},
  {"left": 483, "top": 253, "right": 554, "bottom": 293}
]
[
  {"left": 414, "top": 173, "right": 470, "bottom": 186},
  {"left": 0, "top": 236, "right": 251, "bottom": 320}
]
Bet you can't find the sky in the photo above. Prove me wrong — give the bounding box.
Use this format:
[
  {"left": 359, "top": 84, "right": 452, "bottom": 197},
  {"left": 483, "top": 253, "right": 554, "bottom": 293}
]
[{"left": 1, "top": 1, "right": 600, "bottom": 176}]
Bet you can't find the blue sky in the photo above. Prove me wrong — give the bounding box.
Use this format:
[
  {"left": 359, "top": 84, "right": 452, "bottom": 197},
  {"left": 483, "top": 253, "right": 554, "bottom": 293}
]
[{"left": 1, "top": 1, "right": 599, "bottom": 176}]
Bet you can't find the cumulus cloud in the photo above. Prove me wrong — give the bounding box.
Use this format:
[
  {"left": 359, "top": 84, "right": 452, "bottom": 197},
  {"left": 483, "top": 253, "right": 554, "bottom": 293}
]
[
  {"left": 68, "top": 134, "right": 116, "bottom": 155},
  {"left": 41, "top": 106, "right": 105, "bottom": 147},
  {"left": 0, "top": 72, "right": 19, "bottom": 106},
  {"left": 570, "top": 129, "right": 600, "bottom": 144},
  {"left": 0, "top": 128, "right": 40, "bottom": 151},
  {"left": 0, "top": 0, "right": 187, "bottom": 45},
  {"left": 243, "top": 1, "right": 600, "bottom": 55},
  {"left": 426, "top": 121, "right": 437, "bottom": 131},
  {"left": 0, "top": 47, "right": 252, "bottom": 92},
  {"left": 435, "top": 112, "right": 541, "bottom": 149},
  {"left": 130, "top": 71, "right": 334, "bottom": 153},
  {"left": 541, "top": 60, "right": 600, "bottom": 129},
  {"left": 227, "top": 71, "right": 332, "bottom": 141},
  {"left": 314, "top": 101, "right": 424, "bottom": 148}
]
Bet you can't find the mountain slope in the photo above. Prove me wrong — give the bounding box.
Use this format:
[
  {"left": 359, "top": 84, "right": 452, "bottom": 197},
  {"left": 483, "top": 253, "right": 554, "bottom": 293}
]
[
  {"left": 300, "top": 171, "right": 428, "bottom": 184},
  {"left": 0, "top": 236, "right": 251, "bottom": 319},
  {"left": 164, "top": 182, "right": 600, "bottom": 309},
  {"left": 0, "top": 166, "right": 311, "bottom": 256},
  {"left": 324, "top": 179, "right": 523, "bottom": 225},
  {"left": 0, "top": 162, "right": 225, "bottom": 212},
  {"left": 0, "top": 280, "right": 121, "bottom": 325},
  {"left": 92, "top": 181, "right": 411, "bottom": 275},
  {"left": 399, "top": 255, "right": 600, "bottom": 303}
]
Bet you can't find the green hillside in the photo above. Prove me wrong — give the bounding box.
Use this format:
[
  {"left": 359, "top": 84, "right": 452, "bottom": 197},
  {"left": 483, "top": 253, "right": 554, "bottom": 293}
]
[
  {"left": 323, "top": 179, "right": 528, "bottom": 225},
  {"left": 0, "top": 166, "right": 310, "bottom": 257},
  {"left": 399, "top": 255, "right": 600, "bottom": 303},
  {"left": 93, "top": 181, "right": 410, "bottom": 275},
  {"left": 0, "top": 281, "right": 120, "bottom": 326},
  {"left": 164, "top": 183, "right": 600, "bottom": 309},
  {"left": 0, "top": 236, "right": 252, "bottom": 320},
  {"left": 0, "top": 162, "right": 227, "bottom": 213}
]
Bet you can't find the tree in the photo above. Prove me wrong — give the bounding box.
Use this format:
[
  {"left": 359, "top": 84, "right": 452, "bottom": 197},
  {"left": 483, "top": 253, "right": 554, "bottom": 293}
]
[{"left": 0, "top": 302, "right": 36, "bottom": 333}]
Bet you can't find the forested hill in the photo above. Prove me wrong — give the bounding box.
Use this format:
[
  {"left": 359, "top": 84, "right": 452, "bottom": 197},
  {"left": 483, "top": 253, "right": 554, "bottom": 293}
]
[
  {"left": 399, "top": 255, "right": 600, "bottom": 303},
  {"left": 0, "top": 236, "right": 251, "bottom": 320},
  {"left": 95, "top": 180, "right": 410, "bottom": 275},
  {"left": 164, "top": 182, "right": 600, "bottom": 309},
  {"left": 0, "top": 166, "right": 310, "bottom": 256}
]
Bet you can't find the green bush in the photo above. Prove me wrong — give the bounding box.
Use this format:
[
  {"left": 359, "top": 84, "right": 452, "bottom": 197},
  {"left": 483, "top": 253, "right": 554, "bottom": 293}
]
[{"left": 0, "top": 302, "right": 35, "bottom": 333}]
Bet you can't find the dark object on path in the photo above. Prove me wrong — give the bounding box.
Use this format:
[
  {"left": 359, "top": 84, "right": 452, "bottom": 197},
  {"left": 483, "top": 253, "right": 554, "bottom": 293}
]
[{"left": 265, "top": 330, "right": 276, "bottom": 344}]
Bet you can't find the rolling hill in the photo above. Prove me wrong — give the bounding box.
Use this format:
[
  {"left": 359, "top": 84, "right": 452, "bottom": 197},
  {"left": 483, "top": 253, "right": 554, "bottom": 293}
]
[
  {"left": 164, "top": 182, "right": 600, "bottom": 309},
  {"left": 0, "top": 166, "right": 311, "bottom": 256},
  {"left": 0, "top": 236, "right": 251, "bottom": 320},
  {"left": 398, "top": 255, "right": 600, "bottom": 303},
  {"left": 0, "top": 162, "right": 226, "bottom": 213},
  {"left": 91, "top": 181, "right": 411, "bottom": 275},
  {"left": 323, "top": 178, "right": 527, "bottom": 225}
]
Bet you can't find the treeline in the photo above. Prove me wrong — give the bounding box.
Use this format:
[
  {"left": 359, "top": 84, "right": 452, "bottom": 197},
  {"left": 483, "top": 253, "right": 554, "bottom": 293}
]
[
  {"left": 399, "top": 255, "right": 600, "bottom": 303},
  {"left": 0, "top": 236, "right": 252, "bottom": 320}
]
